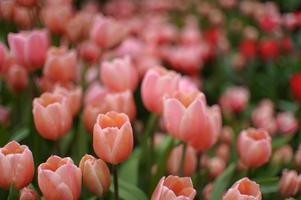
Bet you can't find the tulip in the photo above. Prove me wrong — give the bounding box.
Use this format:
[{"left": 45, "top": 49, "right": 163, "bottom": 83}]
[
  {"left": 216, "top": 144, "right": 231, "bottom": 163},
  {"left": 219, "top": 86, "right": 249, "bottom": 114},
  {"left": 78, "top": 40, "right": 101, "bottom": 64},
  {"left": 259, "top": 39, "right": 279, "bottom": 61},
  {"left": 220, "top": 126, "right": 234, "bottom": 144},
  {"left": 167, "top": 145, "right": 197, "bottom": 176},
  {"left": 90, "top": 15, "right": 128, "bottom": 49},
  {"left": 38, "top": 156, "right": 81, "bottom": 200},
  {"left": 279, "top": 170, "right": 299, "bottom": 198},
  {"left": 20, "top": 187, "right": 39, "bottom": 200},
  {"left": 205, "top": 157, "right": 226, "bottom": 179},
  {"left": 290, "top": 73, "right": 301, "bottom": 103},
  {"left": 276, "top": 112, "right": 299, "bottom": 135},
  {"left": 0, "top": 141, "right": 34, "bottom": 190},
  {"left": 272, "top": 145, "right": 293, "bottom": 166},
  {"left": 202, "top": 183, "right": 213, "bottom": 200},
  {"left": 43, "top": 47, "right": 77, "bottom": 83},
  {"left": 8, "top": 30, "right": 49, "bottom": 70},
  {"left": 12, "top": 6, "right": 35, "bottom": 29},
  {"left": 100, "top": 57, "right": 138, "bottom": 92},
  {"left": 0, "top": 0, "right": 15, "bottom": 21},
  {"left": 16, "top": 0, "right": 38, "bottom": 7},
  {"left": 0, "top": 42, "right": 7, "bottom": 74},
  {"left": 163, "top": 91, "right": 221, "bottom": 151},
  {"left": 141, "top": 67, "right": 180, "bottom": 114},
  {"left": 237, "top": 128, "right": 271, "bottom": 168},
  {"left": 32, "top": 92, "right": 72, "bottom": 140},
  {"left": 79, "top": 154, "right": 111, "bottom": 197},
  {"left": 93, "top": 111, "right": 133, "bottom": 164},
  {"left": 151, "top": 175, "right": 196, "bottom": 200},
  {"left": 223, "top": 178, "right": 262, "bottom": 200},
  {"left": 6, "top": 64, "right": 28, "bottom": 92},
  {"left": 53, "top": 85, "right": 82, "bottom": 117},
  {"left": 0, "top": 105, "right": 10, "bottom": 127}
]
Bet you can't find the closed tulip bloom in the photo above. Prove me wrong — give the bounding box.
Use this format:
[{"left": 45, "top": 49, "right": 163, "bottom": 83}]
[
  {"left": 79, "top": 154, "right": 111, "bottom": 197},
  {"left": 0, "top": 105, "right": 10, "bottom": 127},
  {"left": 219, "top": 86, "right": 249, "bottom": 114},
  {"left": 101, "top": 57, "right": 138, "bottom": 92},
  {"left": 141, "top": 67, "right": 180, "bottom": 114},
  {"left": 163, "top": 91, "right": 221, "bottom": 151},
  {"left": 0, "top": 141, "right": 34, "bottom": 190},
  {"left": 43, "top": 47, "right": 77, "bottom": 83},
  {"left": 216, "top": 143, "right": 231, "bottom": 163},
  {"left": 6, "top": 64, "right": 28, "bottom": 92},
  {"left": 223, "top": 178, "right": 262, "bottom": 200},
  {"left": 206, "top": 157, "right": 226, "bottom": 179},
  {"left": 20, "top": 187, "right": 39, "bottom": 200},
  {"left": 32, "top": 92, "right": 72, "bottom": 140},
  {"left": 90, "top": 15, "right": 128, "bottom": 49},
  {"left": 38, "top": 156, "right": 81, "bottom": 200},
  {"left": 53, "top": 85, "right": 82, "bottom": 117},
  {"left": 8, "top": 30, "right": 49, "bottom": 70},
  {"left": 93, "top": 111, "right": 133, "bottom": 164},
  {"left": 290, "top": 73, "right": 301, "bottom": 103},
  {"left": 272, "top": 145, "right": 293, "bottom": 166},
  {"left": 279, "top": 170, "right": 299, "bottom": 198},
  {"left": 202, "top": 183, "right": 213, "bottom": 200},
  {"left": 151, "top": 175, "right": 196, "bottom": 200},
  {"left": 276, "top": 112, "right": 299, "bottom": 135},
  {"left": 237, "top": 128, "right": 271, "bottom": 168},
  {"left": 167, "top": 144, "right": 197, "bottom": 176},
  {"left": 78, "top": 40, "right": 101, "bottom": 64}
]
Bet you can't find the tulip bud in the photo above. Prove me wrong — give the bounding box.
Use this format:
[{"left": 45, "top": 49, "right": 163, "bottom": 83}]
[
  {"left": 206, "top": 157, "right": 226, "bottom": 179},
  {"left": 167, "top": 144, "right": 197, "bottom": 176},
  {"left": 216, "top": 143, "right": 231, "bottom": 163},
  {"left": 202, "top": 183, "right": 213, "bottom": 200},
  {"left": 290, "top": 73, "right": 301, "bottom": 103},
  {"left": 0, "top": 106, "right": 10, "bottom": 127},
  {"left": 93, "top": 111, "right": 133, "bottom": 164},
  {"left": 279, "top": 170, "right": 299, "bottom": 198},
  {"left": 20, "top": 187, "right": 39, "bottom": 200},
  {"left": 32, "top": 92, "right": 72, "bottom": 140},
  {"left": 272, "top": 145, "right": 293, "bottom": 166},
  {"left": 223, "top": 178, "right": 261, "bottom": 200},
  {"left": 38, "top": 156, "right": 81, "bottom": 200},
  {"left": 6, "top": 64, "right": 28, "bottom": 92},
  {"left": 79, "top": 154, "right": 111, "bottom": 197},
  {"left": 220, "top": 126, "right": 234, "bottom": 144},
  {"left": 0, "top": 141, "right": 34, "bottom": 190},
  {"left": 151, "top": 175, "right": 196, "bottom": 200},
  {"left": 237, "top": 128, "right": 272, "bottom": 168},
  {"left": 276, "top": 112, "right": 299, "bottom": 135},
  {"left": 78, "top": 40, "right": 101, "bottom": 64}
]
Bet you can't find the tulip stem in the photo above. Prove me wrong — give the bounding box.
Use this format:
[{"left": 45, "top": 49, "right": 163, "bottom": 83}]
[
  {"left": 112, "top": 165, "right": 119, "bottom": 200},
  {"left": 179, "top": 143, "right": 187, "bottom": 176}
]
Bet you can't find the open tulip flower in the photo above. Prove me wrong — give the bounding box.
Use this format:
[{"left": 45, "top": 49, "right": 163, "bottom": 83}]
[{"left": 1, "top": 0, "right": 301, "bottom": 200}]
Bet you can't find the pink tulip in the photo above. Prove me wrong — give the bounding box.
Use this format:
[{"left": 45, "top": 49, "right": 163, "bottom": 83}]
[
  {"left": 100, "top": 57, "right": 138, "bottom": 92},
  {"left": 0, "top": 141, "right": 34, "bottom": 190},
  {"left": 167, "top": 144, "right": 197, "bottom": 176},
  {"left": 276, "top": 112, "right": 299, "bottom": 135},
  {"left": 43, "top": 47, "right": 77, "bottom": 83},
  {"left": 90, "top": 15, "right": 128, "bottom": 49},
  {"left": 78, "top": 40, "right": 101, "bottom": 64},
  {"left": 8, "top": 30, "right": 49, "bottom": 70},
  {"left": 79, "top": 154, "right": 111, "bottom": 197},
  {"left": 223, "top": 178, "right": 262, "bottom": 200},
  {"left": 6, "top": 64, "right": 28, "bottom": 92},
  {"left": 20, "top": 187, "right": 39, "bottom": 200},
  {"left": 163, "top": 91, "right": 221, "bottom": 151},
  {"left": 141, "top": 67, "right": 180, "bottom": 114},
  {"left": 0, "top": 105, "right": 10, "bottom": 127},
  {"left": 93, "top": 111, "right": 133, "bottom": 164},
  {"left": 38, "top": 156, "right": 81, "bottom": 200},
  {"left": 206, "top": 157, "right": 226, "bottom": 179},
  {"left": 0, "top": 42, "right": 7, "bottom": 74},
  {"left": 219, "top": 86, "right": 249, "bottom": 114},
  {"left": 151, "top": 175, "right": 196, "bottom": 200},
  {"left": 32, "top": 92, "right": 72, "bottom": 140},
  {"left": 279, "top": 170, "right": 299, "bottom": 197},
  {"left": 237, "top": 128, "right": 272, "bottom": 168}
]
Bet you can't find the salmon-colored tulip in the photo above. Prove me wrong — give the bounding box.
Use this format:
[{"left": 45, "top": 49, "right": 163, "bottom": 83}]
[
  {"left": 141, "top": 67, "right": 180, "bottom": 114},
  {"left": 20, "top": 187, "right": 39, "bottom": 200},
  {"left": 93, "top": 111, "right": 133, "bottom": 164},
  {"left": 53, "top": 85, "right": 82, "bottom": 117},
  {"left": 279, "top": 170, "right": 299, "bottom": 198},
  {"left": 100, "top": 57, "right": 138, "bottom": 92},
  {"left": 6, "top": 64, "right": 28, "bottom": 92},
  {"left": 151, "top": 175, "right": 196, "bottom": 200},
  {"left": 163, "top": 91, "right": 221, "bottom": 151},
  {"left": 205, "top": 157, "right": 226, "bottom": 179},
  {"left": 32, "top": 92, "right": 72, "bottom": 140},
  {"left": 78, "top": 40, "right": 101, "bottom": 64},
  {"left": 167, "top": 145, "right": 197, "bottom": 176},
  {"left": 8, "top": 30, "right": 49, "bottom": 70},
  {"left": 38, "top": 156, "right": 81, "bottom": 200},
  {"left": 12, "top": 5, "right": 35, "bottom": 29},
  {"left": 237, "top": 128, "right": 271, "bottom": 168},
  {"left": 43, "top": 47, "right": 77, "bottom": 83},
  {"left": 271, "top": 145, "right": 293, "bottom": 166},
  {"left": 0, "top": 141, "right": 34, "bottom": 190},
  {"left": 90, "top": 15, "right": 128, "bottom": 49},
  {"left": 223, "top": 178, "right": 262, "bottom": 200},
  {"left": 79, "top": 154, "right": 111, "bottom": 197},
  {"left": 276, "top": 112, "right": 299, "bottom": 135}
]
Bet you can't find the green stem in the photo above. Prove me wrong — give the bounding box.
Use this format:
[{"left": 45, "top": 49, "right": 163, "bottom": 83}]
[
  {"left": 7, "top": 185, "right": 19, "bottom": 200},
  {"left": 112, "top": 165, "right": 119, "bottom": 200},
  {"left": 178, "top": 143, "right": 187, "bottom": 176}
]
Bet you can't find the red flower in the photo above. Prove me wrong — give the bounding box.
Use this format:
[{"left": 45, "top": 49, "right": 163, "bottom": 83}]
[
  {"left": 290, "top": 73, "right": 301, "bottom": 102},
  {"left": 239, "top": 40, "right": 257, "bottom": 60},
  {"left": 259, "top": 39, "right": 279, "bottom": 61}
]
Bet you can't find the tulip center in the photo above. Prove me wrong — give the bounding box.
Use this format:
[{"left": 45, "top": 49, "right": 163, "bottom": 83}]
[
  {"left": 237, "top": 179, "right": 258, "bottom": 197},
  {"left": 2, "top": 145, "right": 24, "bottom": 155},
  {"left": 175, "top": 92, "right": 199, "bottom": 108},
  {"left": 39, "top": 93, "right": 63, "bottom": 107},
  {"left": 248, "top": 130, "right": 266, "bottom": 141},
  {"left": 99, "top": 114, "right": 127, "bottom": 129}
]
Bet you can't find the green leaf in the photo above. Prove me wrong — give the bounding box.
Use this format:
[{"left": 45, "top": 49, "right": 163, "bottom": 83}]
[
  {"left": 119, "top": 148, "right": 141, "bottom": 185},
  {"left": 210, "top": 163, "right": 236, "bottom": 200},
  {"left": 10, "top": 128, "right": 29, "bottom": 142},
  {"left": 110, "top": 178, "right": 147, "bottom": 200},
  {"left": 7, "top": 185, "right": 19, "bottom": 200},
  {"left": 272, "top": 135, "right": 293, "bottom": 149}
]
